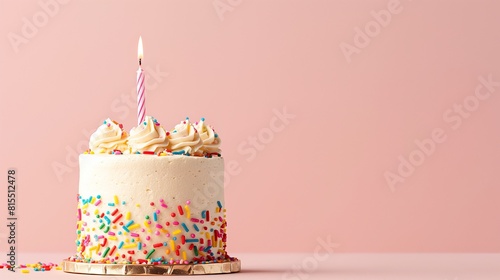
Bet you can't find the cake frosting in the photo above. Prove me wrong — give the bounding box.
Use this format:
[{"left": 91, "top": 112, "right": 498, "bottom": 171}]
[
  {"left": 168, "top": 118, "right": 203, "bottom": 156},
  {"left": 71, "top": 116, "right": 231, "bottom": 265},
  {"left": 128, "top": 116, "right": 169, "bottom": 154},
  {"left": 196, "top": 118, "right": 221, "bottom": 155},
  {"left": 89, "top": 118, "right": 128, "bottom": 154}
]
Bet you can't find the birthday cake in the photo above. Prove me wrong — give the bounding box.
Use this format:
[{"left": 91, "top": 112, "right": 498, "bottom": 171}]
[{"left": 69, "top": 116, "right": 234, "bottom": 265}]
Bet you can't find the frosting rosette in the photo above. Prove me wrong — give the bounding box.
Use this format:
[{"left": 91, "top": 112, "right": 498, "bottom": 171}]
[
  {"left": 167, "top": 118, "right": 203, "bottom": 155},
  {"left": 195, "top": 118, "right": 221, "bottom": 155},
  {"left": 89, "top": 118, "right": 128, "bottom": 154},
  {"left": 127, "top": 116, "right": 169, "bottom": 154}
]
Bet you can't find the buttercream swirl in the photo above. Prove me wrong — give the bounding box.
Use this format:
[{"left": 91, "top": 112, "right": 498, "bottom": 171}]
[
  {"left": 195, "top": 118, "right": 221, "bottom": 155},
  {"left": 89, "top": 118, "right": 128, "bottom": 154},
  {"left": 167, "top": 118, "right": 203, "bottom": 155},
  {"left": 127, "top": 116, "right": 169, "bottom": 154}
]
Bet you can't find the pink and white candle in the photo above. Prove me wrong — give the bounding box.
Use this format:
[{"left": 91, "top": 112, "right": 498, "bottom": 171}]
[{"left": 137, "top": 36, "right": 146, "bottom": 125}]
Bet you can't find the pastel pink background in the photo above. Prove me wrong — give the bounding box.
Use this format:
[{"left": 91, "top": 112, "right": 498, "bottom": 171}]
[{"left": 0, "top": 0, "right": 499, "bottom": 255}]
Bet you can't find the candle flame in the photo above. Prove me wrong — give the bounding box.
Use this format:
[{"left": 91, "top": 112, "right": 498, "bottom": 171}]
[{"left": 138, "top": 36, "right": 143, "bottom": 60}]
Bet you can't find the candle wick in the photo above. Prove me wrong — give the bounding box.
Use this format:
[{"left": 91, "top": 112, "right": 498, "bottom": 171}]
[{"left": 139, "top": 58, "right": 142, "bottom": 66}]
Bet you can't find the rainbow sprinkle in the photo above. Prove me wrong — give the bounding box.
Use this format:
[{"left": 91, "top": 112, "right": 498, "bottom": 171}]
[
  {"left": 0, "top": 262, "right": 62, "bottom": 273},
  {"left": 74, "top": 194, "right": 230, "bottom": 264}
]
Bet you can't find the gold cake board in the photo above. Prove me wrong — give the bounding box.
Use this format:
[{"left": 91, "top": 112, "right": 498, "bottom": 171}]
[{"left": 62, "top": 259, "right": 241, "bottom": 275}]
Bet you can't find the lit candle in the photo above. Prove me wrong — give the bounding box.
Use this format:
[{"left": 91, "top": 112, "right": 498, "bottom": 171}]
[{"left": 137, "top": 36, "right": 146, "bottom": 125}]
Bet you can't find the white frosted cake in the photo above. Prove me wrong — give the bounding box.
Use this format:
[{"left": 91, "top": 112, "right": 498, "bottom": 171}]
[{"left": 69, "top": 116, "right": 234, "bottom": 265}]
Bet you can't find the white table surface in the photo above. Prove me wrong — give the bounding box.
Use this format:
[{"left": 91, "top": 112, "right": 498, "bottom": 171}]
[{"left": 1, "top": 253, "right": 499, "bottom": 279}]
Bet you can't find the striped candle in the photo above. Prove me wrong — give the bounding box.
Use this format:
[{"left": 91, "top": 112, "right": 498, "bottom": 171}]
[{"left": 137, "top": 36, "right": 146, "bottom": 125}]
